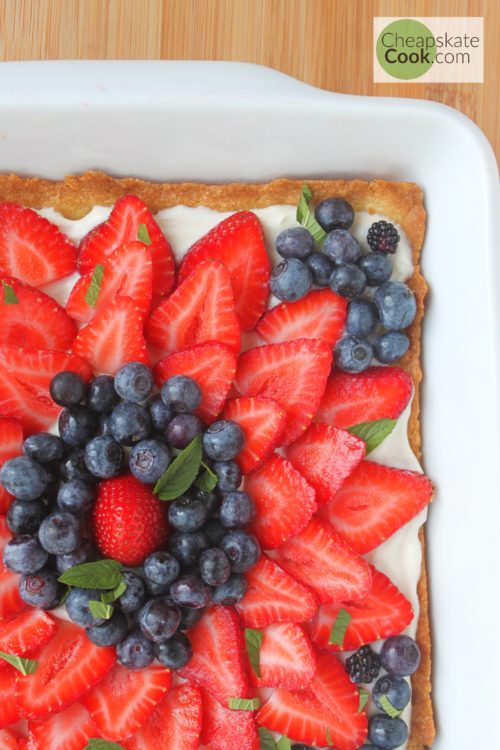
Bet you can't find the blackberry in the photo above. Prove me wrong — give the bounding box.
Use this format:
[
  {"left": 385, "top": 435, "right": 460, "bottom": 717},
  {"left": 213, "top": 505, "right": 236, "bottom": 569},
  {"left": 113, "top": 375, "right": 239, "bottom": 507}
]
[
  {"left": 345, "top": 645, "right": 381, "bottom": 684},
  {"left": 367, "top": 221, "right": 400, "bottom": 254}
]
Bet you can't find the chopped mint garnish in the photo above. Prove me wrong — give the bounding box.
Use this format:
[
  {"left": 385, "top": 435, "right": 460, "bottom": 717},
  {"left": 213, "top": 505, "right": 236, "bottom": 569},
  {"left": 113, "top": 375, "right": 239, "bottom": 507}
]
[
  {"left": 89, "top": 600, "right": 114, "bottom": 620},
  {"left": 358, "top": 686, "right": 369, "bottom": 713},
  {"left": 228, "top": 697, "right": 261, "bottom": 710},
  {"left": 101, "top": 579, "right": 127, "bottom": 604},
  {"left": 1, "top": 280, "right": 19, "bottom": 304},
  {"left": 379, "top": 693, "right": 403, "bottom": 718},
  {"left": 58, "top": 559, "right": 123, "bottom": 590},
  {"left": 84, "top": 740, "right": 126, "bottom": 750},
  {"left": 347, "top": 418, "right": 397, "bottom": 454},
  {"left": 245, "top": 627, "right": 263, "bottom": 678},
  {"left": 328, "top": 607, "right": 352, "bottom": 647},
  {"left": 84, "top": 263, "right": 105, "bottom": 308},
  {"left": 258, "top": 728, "right": 292, "bottom": 750},
  {"left": 326, "top": 726, "right": 333, "bottom": 746},
  {"left": 296, "top": 184, "right": 327, "bottom": 242},
  {"left": 276, "top": 737, "right": 292, "bottom": 750},
  {"left": 137, "top": 223, "right": 152, "bottom": 245},
  {"left": 154, "top": 434, "right": 203, "bottom": 501},
  {"left": 195, "top": 461, "right": 219, "bottom": 492},
  {"left": 0, "top": 651, "right": 38, "bottom": 675}
]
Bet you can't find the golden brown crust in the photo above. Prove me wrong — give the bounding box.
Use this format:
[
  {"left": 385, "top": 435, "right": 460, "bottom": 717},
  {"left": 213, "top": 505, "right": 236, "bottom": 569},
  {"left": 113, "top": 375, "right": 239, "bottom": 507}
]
[{"left": 0, "top": 171, "right": 434, "bottom": 748}]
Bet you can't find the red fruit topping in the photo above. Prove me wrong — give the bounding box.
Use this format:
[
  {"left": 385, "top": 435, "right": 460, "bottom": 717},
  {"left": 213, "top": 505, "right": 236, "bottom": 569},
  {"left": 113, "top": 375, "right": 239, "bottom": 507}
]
[
  {"left": 77, "top": 194, "right": 175, "bottom": 297},
  {"left": 257, "top": 289, "right": 347, "bottom": 346},
  {"left": 154, "top": 341, "right": 237, "bottom": 423},
  {"left": 67, "top": 241, "right": 153, "bottom": 323},
  {"left": 82, "top": 663, "right": 172, "bottom": 741},
  {"left": 200, "top": 687, "right": 259, "bottom": 750},
  {"left": 0, "top": 609, "right": 56, "bottom": 661},
  {"left": 269, "top": 518, "right": 372, "bottom": 604},
  {"left": 0, "top": 203, "right": 76, "bottom": 287},
  {"left": 178, "top": 211, "right": 270, "bottom": 331},
  {"left": 234, "top": 339, "right": 332, "bottom": 445},
  {"left": 0, "top": 418, "right": 23, "bottom": 513},
  {"left": 236, "top": 556, "right": 317, "bottom": 629},
  {"left": 315, "top": 366, "right": 413, "bottom": 429},
  {"left": 15, "top": 620, "right": 115, "bottom": 719},
  {"left": 146, "top": 260, "right": 240, "bottom": 358},
  {"left": 26, "top": 702, "right": 97, "bottom": 750},
  {"left": 0, "top": 666, "right": 21, "bottom": 728},
  {"left": 222, "top": 397, "right": 285, "bottom": 474},
  {"left": 245, "top": 454, "right": 317, "bottom": 549},
  {"left": 308, "top": 565, "right": 414, "bottom": 651},
  {"left": 92, "top": 475, "right": 169, "bottom": 566},
  {"left": 177, "top": 606, "right": 249, "bottom": 704},
  {"left": 73, "top": 296, "right": 149, "bottom": 375},
  {"left": 286, "top": 423, "right": 365, "bottom": 506},
  {"left": 248, "top": 622, "right": 316, "bottom": 690},
  {"left": 0, "top": 728, "right": 20, "bottom": 750},
  {"left": 321, "top": 460, "right": 434, "bottom": 553}
]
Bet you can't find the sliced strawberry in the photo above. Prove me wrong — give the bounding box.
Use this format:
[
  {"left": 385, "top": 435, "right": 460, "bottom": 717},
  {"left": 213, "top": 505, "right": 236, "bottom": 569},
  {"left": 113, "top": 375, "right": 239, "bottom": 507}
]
[
  {"left": 315, "top": 366, "right": 413, "bottom": 429},
  {"left": 269, "top": 518, "right": 372, "bottom": 604},
  {"left": 27, "top": 702, "right": 97, "bottom": 750},
  {"left": 308, "top": 565, "right": 414, "bottom": 651},
  {"left": 77, "top": 194, "right": 175, "bottom": 297},
  {"left": 245, "top": 454, "right": 317, "bottom": 549},
  {"left": 0, "top": 361, "right": 58, "bottom": 436},
  {"left": 15, "top": 620, "right": 116, "bottom": 719},
  {"left": 248, "top": 623, "right": 316, "bottom": 690},
  {"left": 257, "top": 289, "right": 347, "bottom": 346},
  {"left": 124, "top": 682, "right": 202, "bottom": 750},
  {"left": 82, "top": 663, "right": 171, "bottom": 741},
  {"left": 322, "top": 461, "right": 434, "bottom": 553},
  {"left": 286, "top": 423, "right": 365, "bottom": 506},
  {"left": 178, "top": 211, "right": 270, "bottom": 331},
  {"left": 146, "top": 260, "right": 240, "bottom": 358},
  {"left": 200, "top": 687, "right": 259, "bottom": 750},
  {"left": 236, "top": 556, "right": 317, "bottom": 629},
  {"left": 0, "top": 728, "right": 19, "bottom": 750},
  {"left": 0, "top": 418, "right": 23, "bottom": 513},
  {"left": 177, "top": 606, "right": 249, "bottom": 704},
  {"left": 0, "top": 203, "right": 76, "bottom": 287},
  {"left": 0, "top": 609, "right": 56, "bottom": 660},
  {"left": 67, "top": 241, "right": 153, "bottom": 323},
  {"left": 73, "top": 296, "right": 149, "bottom": 375},
  {"left": 153, "top": 342, "right": 237, "bottom": 423},
  {"left": 234, "top": 339, "right": 332, "bottom": 445},
  {"left": 256, "top": 689, "right": 338, "bottom": 748},
  {"left": 0, "top": 277, "right": 77, "bottom": 350},
  {"left": 0, "top": 665, "right": 21, "bottom": 728},
  {"left": 222, "top": 397, "right": 285, "bottom": 474}
]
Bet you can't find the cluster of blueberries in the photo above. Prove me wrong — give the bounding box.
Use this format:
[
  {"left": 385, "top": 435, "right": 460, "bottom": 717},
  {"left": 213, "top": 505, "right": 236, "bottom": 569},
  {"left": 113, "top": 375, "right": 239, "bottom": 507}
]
[
  {"left": 269, "top": 197, "right": 417, "bottom": 373},
  {"left": 0, "top": 363, "right": 261, "bottom": 671}
]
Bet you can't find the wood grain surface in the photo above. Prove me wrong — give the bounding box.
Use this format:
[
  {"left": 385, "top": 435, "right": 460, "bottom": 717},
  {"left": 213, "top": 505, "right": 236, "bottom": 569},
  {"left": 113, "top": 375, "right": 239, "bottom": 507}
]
[{"left": 0, "top": 0, "right": 497, "bottom": 158}]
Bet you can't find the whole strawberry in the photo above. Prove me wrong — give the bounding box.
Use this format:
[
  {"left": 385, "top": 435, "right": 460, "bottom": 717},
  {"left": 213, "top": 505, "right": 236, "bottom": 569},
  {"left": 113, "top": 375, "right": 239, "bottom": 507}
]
[{"left": 92, "top": 475, "right": 169, "bottom": 566}]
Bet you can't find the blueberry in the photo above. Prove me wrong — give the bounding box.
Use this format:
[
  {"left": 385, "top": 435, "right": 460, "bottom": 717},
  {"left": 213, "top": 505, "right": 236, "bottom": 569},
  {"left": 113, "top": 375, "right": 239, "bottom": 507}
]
[
  {"left": 117, "top": 629, "right": 155, "bottom": 669},
  {"left": 170, "top": 573, "right": 212, "bottom": 609},
  {"left": 179, "top": 606, "right": 205, "bottom": 631},
  {"left": 219, "top": 491, "right": 255, "bottom": 529},
  {"left": 168, "top": 495, "right": 208, "bottom": 532},
  {"left": 314, "top": 197, "right": 354, "bottom": 231},
  {"left": 270, "top": 258, "right": 312, "bottom": 302},
  {"left": 324, "top": 229, "right": 360, "bottom": 264},
  {"left": 358, "top": 252, "right": 393, "bottom": 287},
  {"left": 219, "top": 531, "right": 260, "bottom": 573},
  {"left": 161, "top": 375, "right": 202, "bottom": 413},
  {"left": 368, "top": 715, "right": 408, "bottom": 750},
  {"left": 200, "top": 519, "right": 226, "bottom": 547},
  {"left": 305, "top": 252, "right": 335, "bottom": 287},
  {"left": 329, "top": 263, "right": 367, "bottom": 298},
  {"left": 110, "top": 402, "right": 152, "bottom": 445},
  {"left": 147, "top": 394, "right": 172, "bottom": 431},
  {"left": 58, "top": 407, "right": 98, "bottom": 448},
  {"left": 168, "top": 531, "right": 207, "bottom": 568},
  {"left": 3, "top": 535, "right": 48, "bottom": 574},
  {"left": 291, "top": 745, "right": 317, "bottom": 750},
  {"left": 99, "top": 414, "right": 113, "bottom": 436},
  {"left": 60, "top": 449, "right": 95, "bottom": 483},
  {"left": 57, "top": 480, "right": 96, "bottom": 515},
  {"left": 143, "top": 551, "right": 180, "bottom": 594},
  {"left": 83, "top": 435, "right": 124, "bottom": 479},
  {"left": 87, "top": 375, "right": 120, "bottom": 413},
  {"left": 114, "top": 362, "right": 154, "bottom": 403},
  {"left": 374, "top": 332, "right": 410, "bottom": 364},
  {"left": 212, "top": 573, "right": 248, "bottom": 605},
  {"left": 7, "top": 499, "right": 46, "bottom": 535},
  {"left": 199, "top": 548, "right": 231, "bottom": 586},
  {"left": 117, "top": 570, "right": 147, "bottom": 613},
  {"left": 56, "top": 540, "right": 97, "bottom": 573},
  {"left": 275, "top": 227, "right": 314, "bottom": 260},
  {"left": 212, "top": 461, "right": 242, "bottom": 492},
  {"left": 155, "top": 632, "right": 192, "bottom": 669},
  {"left": 380, "top": 635, "right": 421, "bottom": 677},
  {"left": 203, "top": 421, "right": 244, "bottom": 462},
  {"left": 165, "top": 414, "right": 204, "bottom": 450},
  {"left": 23, "top": 433, "right": 65, "bottom": 464},
  {"left": 49, "top": 371, "right": 88, "bottom": 407},
  {"left": 38, "top": 511, "right": 82, "bottom": 554},
  {"left": 334, "top": 335, "right": 373, "bottom": 373},
  {"left": 373, "top": 674, "right": 411, "bottom": 713},
  {"left": 86, "top": 610, "right": 128, "bottom": 647},
  {"left": 138, "top": 597, "right": 181, "bottom": 643},
  {"left": 346, "top": 298, "right": 378, "bottom": 337},
  {"left": 19, "top": 569, "right": 61, "bottom": 608},
  {"left": 129, "top": 439, "right": 171, "bottom": 483},
  {"left": 65, "top": 587, "right": 106, "bottom": 627},
  {"left": 194, "top": 489, "right": 220, "bottom": 517},
  {"left": 0, "top": 456, "right": 49, "bottom": 500},
  {"left": 374, "top": 281, "right": 416, "bottom": 331}
]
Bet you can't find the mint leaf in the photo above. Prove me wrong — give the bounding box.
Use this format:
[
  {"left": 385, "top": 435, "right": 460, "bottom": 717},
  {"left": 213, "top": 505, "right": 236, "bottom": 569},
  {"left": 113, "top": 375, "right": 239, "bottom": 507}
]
[
  {"left": 258, "top": 728, "right": 277, "bottom": 750},
  {"left": 296, "top": 184, "right": 326, "bottom": 242},
  {"left": 154, "top": 434, "right": 203, "bottom": 501},
  {"left": 347, "top": 418, "right": 397, "bottom": 454},
  {"left": 0, "top": 651, "right": 38, "bottom": 675},
  {"left": 276, "top": 737, "right": 292, "bottom": 750},
  {"left": 58, "top": 586, "right": 71, "bottom": 606},
  {"left": 58, "top": 559, "right": 123, "bottom": 590},
  {"left": 89, "top": 600, "right": 114, "bottom": 620},
  {"left": 328, "top": 607, "right": 352, "bottom": 647},
  {"left": 245, "top": 628, "right": 263, "bottom": 678},
  {"left": 84, "top": 740, "right": 126, "bottom": 750},
  {"left": 358, "top": 686, "right": 369, "bottom": 713},
  {"left": 326, "top": 726, "right": 333, "bottom": 746},
  {"left": 101, "top": 579, "right": 127, "bottom": 604},
  {"left": 1, "top": 280, "right": 19, "bottom": 304},
  {"left": 137, "top": 223, "right": 152, "bottom": 245},
  {"left": 228, "top": 697, "right": 261, "bottom": 710},
  {"left": 195, "top": 461, "right": 218, "bottom": 492},
  {"left": 379, "top": 693, "right": 403, "bottom": 718},
  {"left": 84, "top": 263, "right": 105, "bottom": 308}
]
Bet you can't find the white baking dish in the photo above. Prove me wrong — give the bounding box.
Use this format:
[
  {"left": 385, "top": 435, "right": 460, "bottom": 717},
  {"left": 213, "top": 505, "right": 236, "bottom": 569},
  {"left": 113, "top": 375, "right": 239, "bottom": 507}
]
[{"left": 0, "top": 61, "right": 499, "bottom": 749}]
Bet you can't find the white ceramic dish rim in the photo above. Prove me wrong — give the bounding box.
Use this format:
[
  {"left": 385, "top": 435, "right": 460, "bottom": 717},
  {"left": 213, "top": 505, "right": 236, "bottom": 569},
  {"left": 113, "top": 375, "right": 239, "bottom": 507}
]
[{"left": 0, "top": 61, "right": 499, "bottom": 749}]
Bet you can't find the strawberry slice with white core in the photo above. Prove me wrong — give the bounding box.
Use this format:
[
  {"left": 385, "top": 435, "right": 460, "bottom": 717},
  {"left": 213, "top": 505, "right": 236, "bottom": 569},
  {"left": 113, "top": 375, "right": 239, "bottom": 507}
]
[
  {"left": 234, "top": 338, "right": 332, "bottom": 445},
  {"left": 0, "top": 666, "right": 21, "bottom": 728},
  {"left": 321, "top": 460, "right": 434, "bottom": 553},
  {"left": 0, "top": 418, "right": 23, "bottom": 514},
  {"left": 257, "top": 289, "right": 347, "bottom": 346},
  {"left": 27, "top": 702, "right": 98, "bottom": 750},
  {"left": 200, "top": 686, "right": 259, "bottom": 750},
  {"left": 178, "top": 210, "right": 270, "bottom": 331},
  {"left": 0, "top": 728, "right": 20, "bottom": 750},
  {"left": 248, "top": 622, "right": 317, "bottom": 690},
  {"left": 222, "top": 397, "right": 285, "bottom": 474},
  {"left": 0, "top": 608, "right": 56, "bottom": 661}
]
